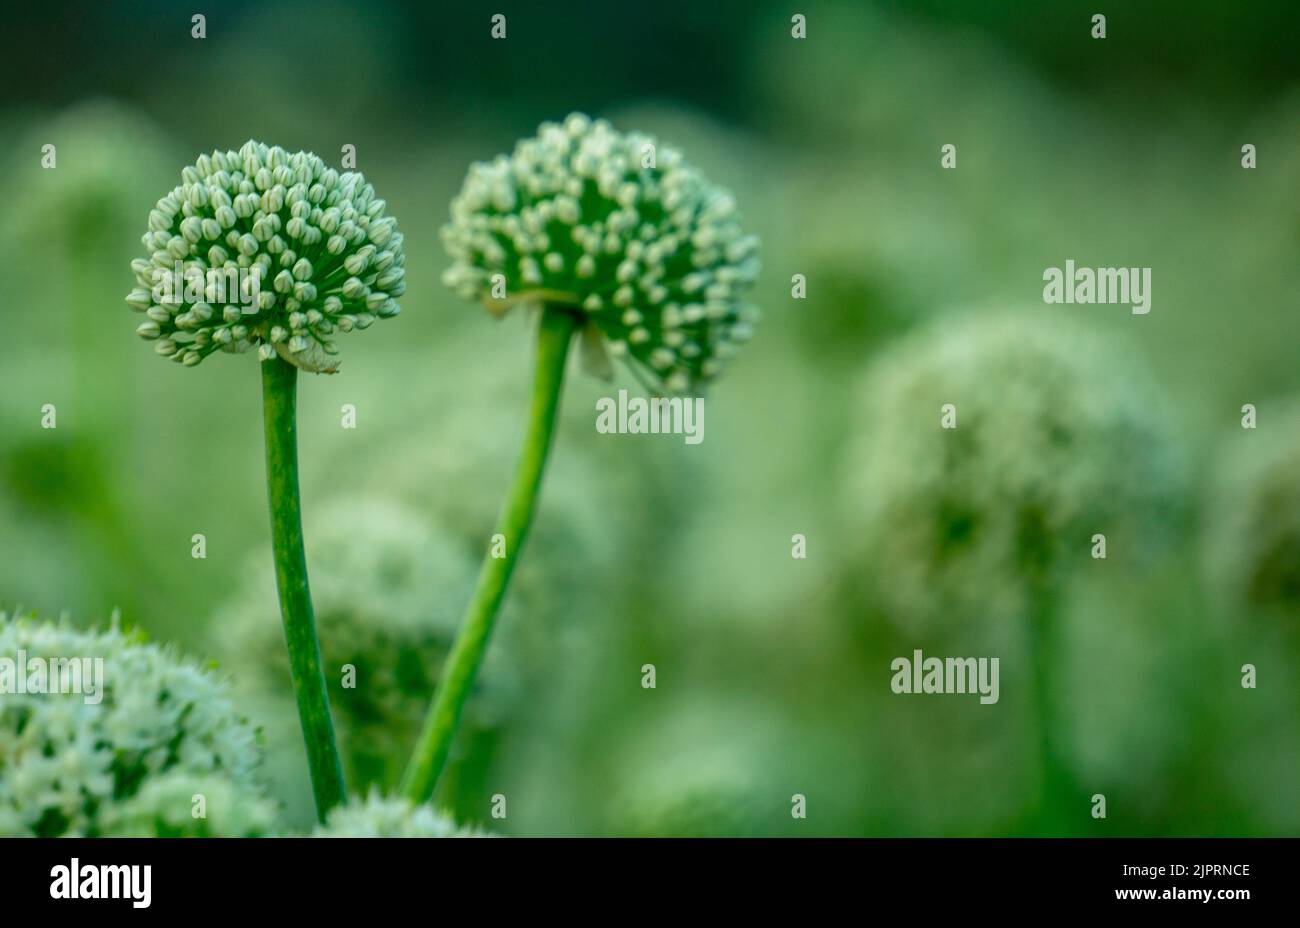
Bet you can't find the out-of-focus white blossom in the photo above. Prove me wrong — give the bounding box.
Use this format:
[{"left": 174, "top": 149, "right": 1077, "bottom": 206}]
[
  {"left": 312, "top": 791, "right": 489, "bottom": 837},
  {"left": 0, "top": 612, "right": 271, "bottom": 837},
  {"left": 845, "top": 314, "right": 1183, "bottom": 628}
]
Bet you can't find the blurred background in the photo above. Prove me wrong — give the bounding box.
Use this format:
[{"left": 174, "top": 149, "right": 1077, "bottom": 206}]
[{"left": 1, "top": 0, "right": 1297, "bottom": 835}]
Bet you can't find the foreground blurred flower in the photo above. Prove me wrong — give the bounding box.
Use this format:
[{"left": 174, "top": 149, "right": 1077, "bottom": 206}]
[
  {"left": 403, "top": 115, "right": 760, "bottom": 802},
  {"left": 1205, "top": 400, "right": 1300, "bottom": 621},
  {"left": 217, "top": 497, "right": 518, "bottom": 791},
  {"left": 125, "top": 141, "right": 404, "bottom": 373},
  {"left": 0, "top": 612, "right": 274, "bottom": 837},
  {"left": 123, "top": 141, "right": 406, "bottom": 819},
  {"left": 312, "top": 792, "right": 489, "bottom": 837},
  {"left": 845, "top": 314, "right": 1183, "bottom": 830},
  {"left": 99, "top": 770, "right": 278, "bottom": 838}
]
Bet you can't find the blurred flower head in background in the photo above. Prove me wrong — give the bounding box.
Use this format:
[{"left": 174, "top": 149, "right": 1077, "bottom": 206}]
[
  {"left": 846, "top": 312, "right": 1185, "bottom": 629},
  {"left": 0, "top": 612, "right": 271, "bottom": 837},
  {"left": 2, "top": 100, "right": 178, "bottom": 256},
  {"left": 1205, "top": 399, "right": 1300, "bottom": 622},
  {"left": 441, "top": 113, "right": 760, "bottom": 394},
  {"left": 125, "top": 141, "right": 405, "bottom": 372}
]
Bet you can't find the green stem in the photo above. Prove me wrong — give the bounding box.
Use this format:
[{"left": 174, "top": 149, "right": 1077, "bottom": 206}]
[
  {"left": 1028, "top": 585, "right": 1074, "bottom": 834},
  {"left": 402, "top": 306, "right": 579, "bottom": 803},
  {"left": 261, "top": 355, "right": 348, "bottom": 820}
]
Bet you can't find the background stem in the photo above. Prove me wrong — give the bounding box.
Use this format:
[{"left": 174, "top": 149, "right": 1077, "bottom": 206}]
[
  {"left": 1028, "top": 584, "right": 1075, "bottom": 834},
  {"left": 402, "top": 306, "right": 578, "bottom": 804},
  {"left": 261, "top": 355, "right": 348, "bottom": 820}
]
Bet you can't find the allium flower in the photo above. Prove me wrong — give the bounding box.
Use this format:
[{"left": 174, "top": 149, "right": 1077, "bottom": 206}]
[
  {"left": 312, "top": 792, "right": 489, "bottom": 838},
  {"left": 0, "top": 612, "right": 272, "bottom": 837},
  {"left": 846, "top": 313, "right": 1182, "bottom": 628},
  {"left": 217, "top": 497, "right": 518, "bottom": 789},
  {"left": 441, "top": 113, "right": 760, "bottom": 394},
  {"left": 404, "top": 116, "right": 762, "bottom": 805},
  {"left": 125, "top": 140, "right": 404, "bottom": 373},
  {"left": 846, "top": 314, "right": 1182, "bottom": 832},
  {"left": 1205, "top": 401, "right": 1300, "bottom": 618},
  {"left": 405, "top": 115, "right": 759, "bottom": 800},
  {"left": 125, "top": 143, "right": 404, "bottom": 817}
]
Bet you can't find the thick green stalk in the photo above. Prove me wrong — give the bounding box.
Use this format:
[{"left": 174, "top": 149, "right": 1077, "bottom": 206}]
[
  {"left": 402, "top": 306, "right": 578, "bottom": 803},
  {"left": 261, "top": 355, "right": 347, "bottom": 820},
  {"left": 1028, "top": 584, "right": 1074, "bottom": 834}
]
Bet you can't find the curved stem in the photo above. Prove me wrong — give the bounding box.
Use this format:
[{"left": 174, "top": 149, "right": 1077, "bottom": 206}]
[
  {"left": 261, "top": 355, "right": 348, "bottom": 820},
  {"left": 402, "top": 306, "right": 578, "bottom": 803}
]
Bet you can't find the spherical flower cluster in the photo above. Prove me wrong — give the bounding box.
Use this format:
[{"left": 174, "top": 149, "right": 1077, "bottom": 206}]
[
  {"left": 0, "top": 612, "right": 271, "bottom": 837},
  {"left": 216, "top": 497, "right": 518, "bottom": 788},
  {"left": 125, "top": 141, "right": 404, "bottom": 373},
  {"left": 441, "top": 113, "right": 760, "bottom": 394},
  {"left": 845, "top": 314, "right": 1183, "bottom": 628},
  {"left": 1205, "top": 401, "right": 1300, "bottom": 618},
  {"left": 312, "top": 792, "right": 489, "bottom": 837}
]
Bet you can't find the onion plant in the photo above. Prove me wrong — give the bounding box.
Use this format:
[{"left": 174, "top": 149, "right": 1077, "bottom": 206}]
[
  {"left": 125, "top": 141, "right": 405, "bottom": 819},
  {"left": 403, "top": 113, "right": 760, "bottom": 801},
  {"left": 847, "top": 314, "right": 1182, "bottom": 832}
]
